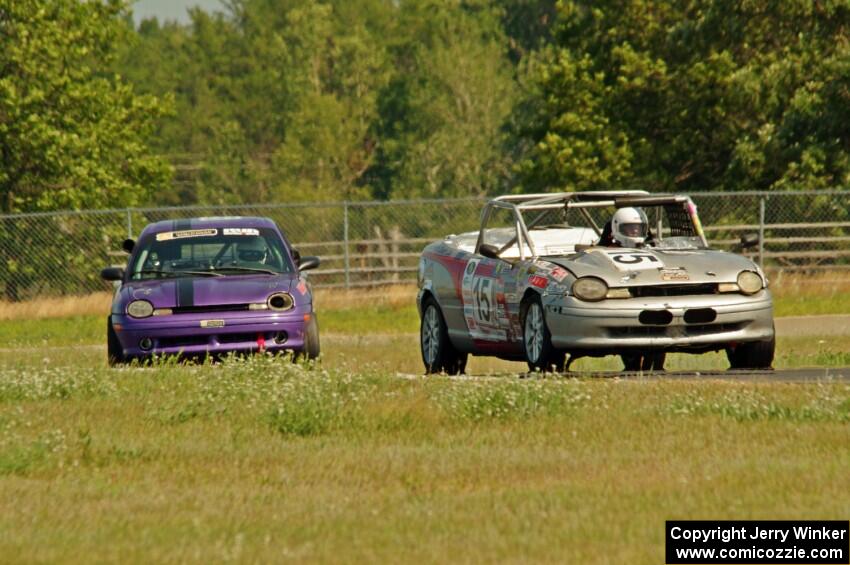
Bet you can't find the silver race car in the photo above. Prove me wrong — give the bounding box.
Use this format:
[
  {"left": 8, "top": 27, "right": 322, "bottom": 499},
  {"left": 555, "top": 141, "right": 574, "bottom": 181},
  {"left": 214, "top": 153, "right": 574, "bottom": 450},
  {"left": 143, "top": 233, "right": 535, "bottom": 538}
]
[{"left": 417, "top": 191, "right": 775, "bottom": 373}]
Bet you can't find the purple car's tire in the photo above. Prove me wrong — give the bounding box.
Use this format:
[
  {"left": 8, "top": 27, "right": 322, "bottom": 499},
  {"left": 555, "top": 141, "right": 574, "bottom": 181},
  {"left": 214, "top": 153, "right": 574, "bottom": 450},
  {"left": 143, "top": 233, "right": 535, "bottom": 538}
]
[
  {"left": 521, "top": 295, "right": 566, "bottom": 373},
  {"left": 107, "top": 316, "right": 126, "bottom": 367},
  {"left": 304, "top": 315, "right": 320, "bottom": 360},
  {"left": 420, "top": 296, "right": 466, "bottom": 375}
]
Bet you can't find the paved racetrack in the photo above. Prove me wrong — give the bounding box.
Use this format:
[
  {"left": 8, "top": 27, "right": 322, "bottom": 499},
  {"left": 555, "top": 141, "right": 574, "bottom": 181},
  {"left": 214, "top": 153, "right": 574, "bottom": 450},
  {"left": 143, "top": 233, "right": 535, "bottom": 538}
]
[
  {"left": 570, "top": 367, "right": 850, "bottom": 382},
  {"left": 775, "top": 314, "right": 850, "bottom": 336},
  {"left": 396, "top": 367, "right": 850, "bottom": 382}
]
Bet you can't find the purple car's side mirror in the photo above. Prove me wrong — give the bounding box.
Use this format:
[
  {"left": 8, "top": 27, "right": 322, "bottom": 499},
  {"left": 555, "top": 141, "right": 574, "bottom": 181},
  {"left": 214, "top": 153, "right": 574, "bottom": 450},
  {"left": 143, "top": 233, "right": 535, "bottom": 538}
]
[
  {"left": 299, "top": 256, "right": 320, "bottom": 271},
  {"left": 101, "top": 267, "right": 124, "bottom": 281}
]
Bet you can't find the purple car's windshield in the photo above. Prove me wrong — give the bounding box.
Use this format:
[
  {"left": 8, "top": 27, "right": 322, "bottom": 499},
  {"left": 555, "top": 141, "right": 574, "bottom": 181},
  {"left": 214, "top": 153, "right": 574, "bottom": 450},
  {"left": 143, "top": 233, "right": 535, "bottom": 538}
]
[{"left": 129, "top": 227, "right": 294, "bottom": 279}]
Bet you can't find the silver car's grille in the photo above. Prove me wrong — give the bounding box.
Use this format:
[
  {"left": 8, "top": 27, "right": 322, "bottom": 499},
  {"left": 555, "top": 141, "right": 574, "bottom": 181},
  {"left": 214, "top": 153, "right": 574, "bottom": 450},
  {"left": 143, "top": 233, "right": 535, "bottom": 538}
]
[
  {"left": 609, "top": 322, "right": 745, "bottom": 338},
  {"left": 630, "top": 283, "right": 717, "bottom": 297}
]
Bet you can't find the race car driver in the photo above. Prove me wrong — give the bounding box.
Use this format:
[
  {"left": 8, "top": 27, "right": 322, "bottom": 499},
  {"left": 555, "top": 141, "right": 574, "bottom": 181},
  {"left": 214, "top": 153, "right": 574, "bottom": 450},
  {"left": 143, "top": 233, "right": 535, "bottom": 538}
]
[{"left": 598, "top": 207, "right": 650, "bottom": 248}]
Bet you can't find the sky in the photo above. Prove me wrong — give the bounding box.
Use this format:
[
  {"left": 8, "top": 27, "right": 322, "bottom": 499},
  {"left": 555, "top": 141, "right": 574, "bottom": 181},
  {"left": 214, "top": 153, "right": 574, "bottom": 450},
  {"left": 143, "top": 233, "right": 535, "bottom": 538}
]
[{"left": 132, "top": 0, "right": 224, "bottom": 25}]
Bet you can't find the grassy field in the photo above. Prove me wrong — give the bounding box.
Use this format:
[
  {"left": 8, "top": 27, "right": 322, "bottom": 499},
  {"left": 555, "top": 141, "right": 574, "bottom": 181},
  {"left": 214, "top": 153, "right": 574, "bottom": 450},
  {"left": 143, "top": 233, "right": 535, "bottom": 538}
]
[
  {"left": 0, "top": 277, "right": 848, "bottom": 562},
  {"left": 0, "top": 358, "right": 847, "bottom": 562}
]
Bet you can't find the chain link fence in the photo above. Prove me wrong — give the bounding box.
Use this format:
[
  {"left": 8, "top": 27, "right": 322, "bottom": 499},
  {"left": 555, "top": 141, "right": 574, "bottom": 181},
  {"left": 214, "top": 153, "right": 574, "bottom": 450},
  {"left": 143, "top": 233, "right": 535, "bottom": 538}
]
[{"left": 1, "top": 190, "right": 848, "bottom": 301}]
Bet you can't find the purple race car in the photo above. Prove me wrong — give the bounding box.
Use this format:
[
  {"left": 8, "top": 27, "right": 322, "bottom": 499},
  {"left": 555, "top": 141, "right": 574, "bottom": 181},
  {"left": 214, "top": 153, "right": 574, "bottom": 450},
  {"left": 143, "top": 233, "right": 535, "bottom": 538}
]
[{"left": 100, "top": 217, "right": 321, "bottom": 365}]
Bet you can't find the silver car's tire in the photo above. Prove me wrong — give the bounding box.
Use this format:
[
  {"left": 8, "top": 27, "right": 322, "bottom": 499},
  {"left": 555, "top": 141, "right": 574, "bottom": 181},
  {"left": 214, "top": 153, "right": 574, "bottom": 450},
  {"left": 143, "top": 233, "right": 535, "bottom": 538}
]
[
  {"left": 521, "top": 295, "right": 565, "bottom": 373},
  {"left": 621, "top": 352, "right": 666, "bottom": 372},
  {"left": 420, "top": 297, "right": 467, "bottom": 375},
  {"left": 727, "top": 335, "right": 775, "bottom": 369}
]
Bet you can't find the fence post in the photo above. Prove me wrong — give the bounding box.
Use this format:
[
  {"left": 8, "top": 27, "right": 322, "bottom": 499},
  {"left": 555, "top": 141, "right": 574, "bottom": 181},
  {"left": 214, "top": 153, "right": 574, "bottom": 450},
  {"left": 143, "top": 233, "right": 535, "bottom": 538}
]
[
  {"left": 758, "top": 197, "right": 765, "bottom": 269},
  {"left": 343, "top": 201, "right": 350, "bottom": 289},
  {"left": 126, "top": 208, "right": 132, "bottom": 239}
]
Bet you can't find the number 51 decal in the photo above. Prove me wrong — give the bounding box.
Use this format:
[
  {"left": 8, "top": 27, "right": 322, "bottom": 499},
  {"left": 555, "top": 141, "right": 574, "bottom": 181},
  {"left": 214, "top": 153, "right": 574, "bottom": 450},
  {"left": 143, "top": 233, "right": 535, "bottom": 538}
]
[{"left": 603, "top": 250, "right": 664, "bottom": 271}]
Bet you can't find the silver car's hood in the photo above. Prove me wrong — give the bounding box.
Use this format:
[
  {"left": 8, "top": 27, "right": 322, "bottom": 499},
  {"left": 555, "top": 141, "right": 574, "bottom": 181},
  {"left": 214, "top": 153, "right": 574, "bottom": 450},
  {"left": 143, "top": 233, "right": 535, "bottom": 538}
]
[{"left": 547, "top": 247, "right": 760, "bottom": 287}]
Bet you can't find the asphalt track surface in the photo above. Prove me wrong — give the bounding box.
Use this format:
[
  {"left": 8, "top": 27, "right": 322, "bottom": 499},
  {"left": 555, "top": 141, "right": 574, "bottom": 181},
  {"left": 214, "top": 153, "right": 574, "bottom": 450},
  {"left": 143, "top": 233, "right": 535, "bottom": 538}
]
[
  {"left": 395, "top": 367, "right": 850, "bottom": 383},
  {"left": 560, "top": 367, "right": 850, "bottom": 382}
]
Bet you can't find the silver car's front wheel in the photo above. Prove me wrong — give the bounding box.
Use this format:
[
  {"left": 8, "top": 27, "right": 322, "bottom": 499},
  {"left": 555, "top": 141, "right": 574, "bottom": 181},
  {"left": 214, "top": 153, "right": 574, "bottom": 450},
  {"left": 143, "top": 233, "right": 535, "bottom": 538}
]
[
  {"left": 422, "top": 306, "right": 441, "bottom": 366},
  {"left": 420, "top": 297, "right": 467, "bottom": 375},
  {"left": 524, "top": 301, "right": 545, "bottom": 364},
  {"left": 520, "top": 295, "right": 566, "bottom": 373}
]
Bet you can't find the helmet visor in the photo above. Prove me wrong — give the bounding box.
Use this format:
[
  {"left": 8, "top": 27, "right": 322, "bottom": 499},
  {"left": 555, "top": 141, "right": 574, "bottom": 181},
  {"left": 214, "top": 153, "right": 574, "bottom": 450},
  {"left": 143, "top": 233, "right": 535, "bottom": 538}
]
[{"left": 620, "top": 223, "right": 647, "bottom": 238}]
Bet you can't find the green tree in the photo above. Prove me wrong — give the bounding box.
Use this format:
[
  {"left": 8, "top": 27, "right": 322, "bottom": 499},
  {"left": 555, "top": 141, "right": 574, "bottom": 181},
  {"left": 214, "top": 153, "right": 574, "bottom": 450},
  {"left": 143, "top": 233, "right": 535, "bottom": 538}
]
[
  {"left": 367, "top": 0, "right": 518, "bottom": 198},
  {"left": 0, "top": 0, "right": 172, "bottom": 213},
  {"left": 119, "top": 0, "right": 521, "bottom": 202},
  {"left": 515, "top": 0, "right": 850, "bottom": 193}
]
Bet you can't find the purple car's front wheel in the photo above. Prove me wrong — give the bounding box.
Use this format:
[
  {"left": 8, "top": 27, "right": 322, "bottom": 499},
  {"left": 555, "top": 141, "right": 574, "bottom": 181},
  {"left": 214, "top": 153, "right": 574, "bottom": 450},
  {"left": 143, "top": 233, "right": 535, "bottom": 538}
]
[{"left": 107, "top": 316, "right": 127, "bottom": 367}]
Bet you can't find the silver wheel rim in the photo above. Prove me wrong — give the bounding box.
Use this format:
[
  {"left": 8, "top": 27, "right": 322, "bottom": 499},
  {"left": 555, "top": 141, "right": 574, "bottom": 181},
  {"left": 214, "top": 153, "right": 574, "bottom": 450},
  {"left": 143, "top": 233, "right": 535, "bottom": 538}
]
[
  {"left": 422, "top": 306, "right": 441, "bottom": 364},
  {"left": 525, "top": 302, "right": 544, "bottom": 363}
]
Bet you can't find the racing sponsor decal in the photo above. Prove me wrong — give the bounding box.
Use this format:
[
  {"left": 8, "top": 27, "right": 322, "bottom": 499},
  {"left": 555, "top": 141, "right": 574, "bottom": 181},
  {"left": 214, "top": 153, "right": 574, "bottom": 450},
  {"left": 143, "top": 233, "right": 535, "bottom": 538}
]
[
  {"left": 528, "top": 275, "right": 548, "bottom": 289},
  {"left": 200, "top": 319, "right": 225, "bottom": 328},
  {"left": 661, "top": 268, "right": 690, "bottom": 281},
  {"left": 156, "top": 228, "right": 217, "bottom": 241},
  {"left": 602, "top": 250, "right": 664, "bottom": 271},
  {"left": 223, "top": 228, "right": 260, "bottom": 236},
  {"left": 460, "top": 259, "right": 506, "bottom": 341},
  {"left": 550, "top": 267, "right": 569, "bottom": 281},
  {"left": 296, "top": 280, "right": 308, "bottom": 295},
  {"left": 461, "top": 259, "right": 479, "bottom": 302}
]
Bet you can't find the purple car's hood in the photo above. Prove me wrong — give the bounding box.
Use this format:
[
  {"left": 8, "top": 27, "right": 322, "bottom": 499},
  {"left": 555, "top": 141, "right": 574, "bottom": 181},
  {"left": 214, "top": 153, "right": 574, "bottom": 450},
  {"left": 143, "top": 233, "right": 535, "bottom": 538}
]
[{"left": 122, "top": 274, "right": 297, "bottom": 309}]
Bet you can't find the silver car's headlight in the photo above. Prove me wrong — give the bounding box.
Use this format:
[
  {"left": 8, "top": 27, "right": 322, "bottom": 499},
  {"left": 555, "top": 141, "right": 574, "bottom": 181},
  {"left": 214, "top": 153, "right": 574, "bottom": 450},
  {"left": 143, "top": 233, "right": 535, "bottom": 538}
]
[
  {"left": 737, "top": 271, "right": 763, "bottom": 295},
  {"left": 571, "top": 277, "right": 608, "bottom": 301},
  {"left": 127, "top": 299, "right": 154, "bottom": 318}
]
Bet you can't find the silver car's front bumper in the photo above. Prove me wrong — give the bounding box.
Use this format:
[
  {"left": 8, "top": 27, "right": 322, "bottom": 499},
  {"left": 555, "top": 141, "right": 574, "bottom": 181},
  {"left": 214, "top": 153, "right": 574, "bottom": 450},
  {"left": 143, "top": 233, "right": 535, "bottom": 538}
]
[{"left": 544, "top": 290, "right": 774, "bottom": 353}]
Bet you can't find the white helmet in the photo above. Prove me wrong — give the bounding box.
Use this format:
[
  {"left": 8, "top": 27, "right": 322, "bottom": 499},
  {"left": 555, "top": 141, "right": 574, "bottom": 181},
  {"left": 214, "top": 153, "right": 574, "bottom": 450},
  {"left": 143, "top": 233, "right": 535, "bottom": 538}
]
[{"left": 612, "top": 207, "right": 649, "bottom": 247}]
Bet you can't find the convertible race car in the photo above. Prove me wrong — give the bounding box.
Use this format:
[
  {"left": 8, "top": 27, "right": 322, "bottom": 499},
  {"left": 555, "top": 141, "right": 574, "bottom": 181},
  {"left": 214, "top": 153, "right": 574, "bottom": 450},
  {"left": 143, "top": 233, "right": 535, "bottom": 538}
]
[
  {"left": 417, "top": 191, "right": 775, "bottom": 373},
  {"left": 101, "top": 217, "right": 320, "bottom": 365}
]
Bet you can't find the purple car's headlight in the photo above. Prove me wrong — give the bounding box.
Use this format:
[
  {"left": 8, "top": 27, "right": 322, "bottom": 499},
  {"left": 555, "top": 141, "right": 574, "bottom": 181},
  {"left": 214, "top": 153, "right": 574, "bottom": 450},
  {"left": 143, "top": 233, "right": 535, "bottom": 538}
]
[
  {"left": 127, "top": 300, "right": 154, "bottom": 318},
  {"left": 267, "top": 292, "right": 294, "bottom": 311}
]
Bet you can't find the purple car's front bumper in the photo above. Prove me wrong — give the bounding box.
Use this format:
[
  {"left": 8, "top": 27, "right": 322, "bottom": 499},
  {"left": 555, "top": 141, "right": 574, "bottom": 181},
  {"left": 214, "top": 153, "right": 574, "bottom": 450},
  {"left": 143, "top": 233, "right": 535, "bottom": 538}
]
[{"left": 112, "top": 311, "right": 311, "bottom": 358}]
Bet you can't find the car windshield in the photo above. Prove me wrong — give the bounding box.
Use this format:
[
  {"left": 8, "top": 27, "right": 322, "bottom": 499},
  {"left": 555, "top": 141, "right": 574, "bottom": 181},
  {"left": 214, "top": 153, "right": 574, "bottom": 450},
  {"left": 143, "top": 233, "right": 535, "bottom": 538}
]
[
  {"left": 129, "top": 227, "right": 294, "bottom": 280},
  {"left": 633, "top": 203, "right": 707, "bottom": 250},
  {"left": 524, "top": 200, "right": 708, "bottom": 255}
]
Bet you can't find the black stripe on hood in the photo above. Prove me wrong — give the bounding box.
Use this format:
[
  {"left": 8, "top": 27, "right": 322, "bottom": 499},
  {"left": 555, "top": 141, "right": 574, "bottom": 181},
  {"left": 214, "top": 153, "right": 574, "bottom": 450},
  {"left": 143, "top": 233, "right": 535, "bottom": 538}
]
[
  {"left": 177, "top": 278, "right": 194, "bottom": 307},
  {"left": 173, "top": 218, "right": 192, "bottom": 231}
]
